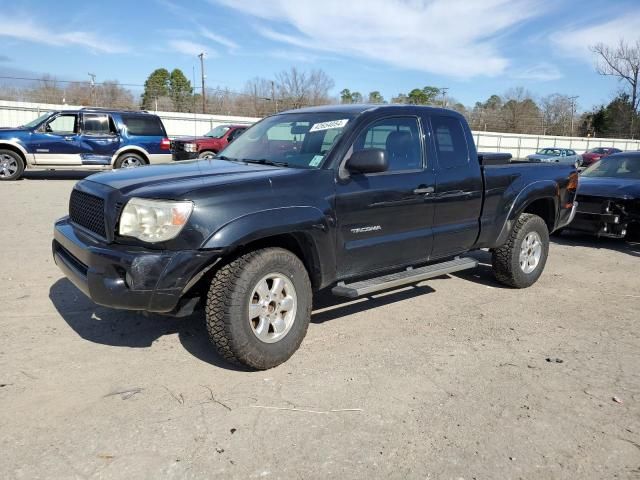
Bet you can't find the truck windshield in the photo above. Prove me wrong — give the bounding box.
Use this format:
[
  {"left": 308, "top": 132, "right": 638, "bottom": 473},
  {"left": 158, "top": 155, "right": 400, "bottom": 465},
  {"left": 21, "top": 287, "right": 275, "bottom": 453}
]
[
  {"left": 205, "top": 125, "right": 231, "bottom": 138},
  {"left": 582, "top": 156, "right": 640, "bottom": 179},
  {"left": 217, "top": 113, "right": 355, "bottom": 169},
  {"left": 20, "top": 112, "right": 54, "bottom": 129}
]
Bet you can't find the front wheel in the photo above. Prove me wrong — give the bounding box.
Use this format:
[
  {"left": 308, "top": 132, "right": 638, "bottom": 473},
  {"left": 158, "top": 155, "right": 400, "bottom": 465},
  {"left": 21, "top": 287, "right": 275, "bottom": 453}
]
[
  {"left": 205, "top": 248, "right": 312, "bottom": 370},
  {"left": 198, "top": 150, "right": 217, "bottom": 159},
  {"left": 492, "top": 213, "right": 549, "bottom": 288},
  {"left": 0, "top": 150, "right": 25, "bottom": 181}
]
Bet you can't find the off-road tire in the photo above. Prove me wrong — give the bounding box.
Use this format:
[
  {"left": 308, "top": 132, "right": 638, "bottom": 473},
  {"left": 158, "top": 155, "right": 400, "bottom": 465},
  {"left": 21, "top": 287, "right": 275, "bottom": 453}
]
[
  {"left": 0, "top": 149, "right": 25, "bottom": 181},
  {"left": 205, "top": 248, "right": 312, "bottom": 370},
  {"left": 114, "top": 152, "right": 146, "bottom": 169},
  {"left": 492, "top": 213, "right": 549, "bottom": 288}
]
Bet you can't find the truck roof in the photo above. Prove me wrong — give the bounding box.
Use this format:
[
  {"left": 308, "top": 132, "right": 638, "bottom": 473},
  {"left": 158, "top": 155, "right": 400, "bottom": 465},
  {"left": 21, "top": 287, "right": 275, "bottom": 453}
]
[{"left": 282, "top": 103, "right": 457, "bottom": 116}]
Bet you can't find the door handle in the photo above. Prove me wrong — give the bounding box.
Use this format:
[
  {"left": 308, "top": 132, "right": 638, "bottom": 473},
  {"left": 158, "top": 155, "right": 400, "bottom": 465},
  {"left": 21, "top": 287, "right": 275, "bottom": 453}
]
[{"left": 413, "top": 186, "right": 434, "bottom": 195}]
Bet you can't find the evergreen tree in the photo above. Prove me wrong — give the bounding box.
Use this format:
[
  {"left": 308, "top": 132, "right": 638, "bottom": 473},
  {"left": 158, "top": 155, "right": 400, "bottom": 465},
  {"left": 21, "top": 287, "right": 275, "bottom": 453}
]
[{"left": 141, "top": 68, "right": 170, "bottom": 110}]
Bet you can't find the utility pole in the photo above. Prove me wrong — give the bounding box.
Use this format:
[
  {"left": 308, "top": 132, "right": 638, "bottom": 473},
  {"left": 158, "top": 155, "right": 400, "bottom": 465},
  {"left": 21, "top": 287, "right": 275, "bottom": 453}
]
[
  {"left": 198, "top": 52, "right": 206, "bottom": 114},
  {"left": 440, "top": 87, "right": 449, "bottom": 108},
  {"left": 271, "top": 80, "right": 278, "bottom": 114},
  {"left": 568, "top": 95, "right": 579, "bottom": 136},
  {"left": 88, "top": 73, "right": 96, "bottom": 106}
]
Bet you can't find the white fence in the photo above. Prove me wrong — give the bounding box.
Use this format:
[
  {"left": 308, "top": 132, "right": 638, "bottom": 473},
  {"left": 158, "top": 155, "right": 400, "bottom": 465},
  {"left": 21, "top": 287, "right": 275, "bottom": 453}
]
[
  {"left": 0, "top": 100, "right": 257, "bottom": 137},
  {"left": 2, "top": 99, "right": 639, "bottom": 158}
]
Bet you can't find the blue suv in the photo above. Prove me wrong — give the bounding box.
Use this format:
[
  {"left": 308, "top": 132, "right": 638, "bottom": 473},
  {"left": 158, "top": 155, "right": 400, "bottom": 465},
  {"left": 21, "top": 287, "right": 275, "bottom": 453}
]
[{"left": 0, "top": 108, "right": 172, "bottom": 180}]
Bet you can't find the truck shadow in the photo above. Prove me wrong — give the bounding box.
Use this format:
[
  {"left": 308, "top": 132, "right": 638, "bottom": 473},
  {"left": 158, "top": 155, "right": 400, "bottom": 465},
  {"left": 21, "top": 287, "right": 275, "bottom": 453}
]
[
  {"left": 50, "top": 277, "right": 443, "bottom": 367},
  {"left": 311, "top": 285, "right": 436, "bottom": 324},
  {"left": 551, "top": 231, "right": 640, "bottom": 258},
  {"left": 449, "top": 250, "right": 509, "bottom": 288},
  {"left": 23, "top": 171, "right": 93, "bottom": 181},
  {"left": 48, "top": 278, "right": 250, "bottom": 371}
]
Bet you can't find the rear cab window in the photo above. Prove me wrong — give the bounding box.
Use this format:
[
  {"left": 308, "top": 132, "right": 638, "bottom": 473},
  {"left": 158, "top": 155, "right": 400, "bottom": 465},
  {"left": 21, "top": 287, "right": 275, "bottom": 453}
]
[
  {"left": 121, "top": 114, "right": 165, "bottom": 136},
  {"left": 430, "top": 115, "right": 470, "bottom": 169}
]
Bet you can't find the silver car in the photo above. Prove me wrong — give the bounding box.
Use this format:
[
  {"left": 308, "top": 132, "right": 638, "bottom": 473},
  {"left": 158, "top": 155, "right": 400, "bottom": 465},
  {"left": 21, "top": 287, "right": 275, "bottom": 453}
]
[{"left": 527, "top": 148, "right": 581, "bottom": 168}]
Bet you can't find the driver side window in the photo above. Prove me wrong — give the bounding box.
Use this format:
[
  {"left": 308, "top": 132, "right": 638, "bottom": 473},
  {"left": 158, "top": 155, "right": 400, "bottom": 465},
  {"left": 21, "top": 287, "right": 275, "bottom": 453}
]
[
  {"left": 45, "top": 114, "right": 78, "bottom": 134},
  {"left": 352, "top": 117, "right": 422, "bottom": 172}
]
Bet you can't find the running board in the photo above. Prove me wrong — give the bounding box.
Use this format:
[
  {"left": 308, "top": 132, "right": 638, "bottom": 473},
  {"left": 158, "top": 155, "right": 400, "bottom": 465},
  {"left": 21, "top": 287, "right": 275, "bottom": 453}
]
[{"left": 331, "top": 257, "right": 478, "bottom": 298}]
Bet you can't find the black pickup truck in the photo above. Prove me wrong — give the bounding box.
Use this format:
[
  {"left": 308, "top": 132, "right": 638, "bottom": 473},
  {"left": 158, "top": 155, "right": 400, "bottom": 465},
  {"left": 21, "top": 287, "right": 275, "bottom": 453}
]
[{"left": 53, "top": 105, "right": 579, "bottom": 369}]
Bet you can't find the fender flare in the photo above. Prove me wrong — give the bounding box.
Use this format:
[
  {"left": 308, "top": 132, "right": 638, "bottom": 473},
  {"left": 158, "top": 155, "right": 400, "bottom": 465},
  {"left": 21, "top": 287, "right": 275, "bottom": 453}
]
[
  {"left": 203, "top": 206, "right": 329, "bottom": 249},
  {"left": 203, "top": 206, "right": 334, "bottom": 287},
  {"left": 494, "top": 180, "right": 559, "bottom": 247},
  {"left": 110, "top": 145, "right": 150, "bottom": 165},
  {"left": 0, "top": 140, "right": 33, "bottom": 164}
]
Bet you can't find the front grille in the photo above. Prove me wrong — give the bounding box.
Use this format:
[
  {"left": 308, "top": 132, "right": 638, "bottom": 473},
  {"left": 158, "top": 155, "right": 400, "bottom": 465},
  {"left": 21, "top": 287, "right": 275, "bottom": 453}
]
[
  {"left": 576, "top": 195, "right": 609, "bottom": 214},
  {"left": 69, "top": 189, "right": 106, "bottom": 238},
  {"left": 171, "top": 140, "right": 186, "bottom": 152}
]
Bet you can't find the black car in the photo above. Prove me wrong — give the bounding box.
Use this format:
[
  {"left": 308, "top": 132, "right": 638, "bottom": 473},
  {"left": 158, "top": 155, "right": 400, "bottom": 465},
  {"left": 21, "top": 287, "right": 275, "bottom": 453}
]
[
  {"left": 52, "top": 104, "right": 578, "bottom": 369},
  {"left": 570, "top": 152, "right": 640, "bottom": 238}
]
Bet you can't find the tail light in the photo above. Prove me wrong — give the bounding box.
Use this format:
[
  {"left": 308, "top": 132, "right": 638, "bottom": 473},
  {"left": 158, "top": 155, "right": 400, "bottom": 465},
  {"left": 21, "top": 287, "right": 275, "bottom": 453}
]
[{"left": 160, "top": 138, "right": 171, "bottom": 150}]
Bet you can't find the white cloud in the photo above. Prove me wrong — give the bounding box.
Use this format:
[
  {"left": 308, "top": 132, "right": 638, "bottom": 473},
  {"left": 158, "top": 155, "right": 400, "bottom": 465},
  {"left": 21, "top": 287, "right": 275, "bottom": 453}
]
[
  {"left": 0, "top": 14, "right": 128, "bottom": 54},
  {"left": 199, "top": 27, "right": 239, "bottom": 50},
  {"left": 211, "top": 0, "right": 546, "bottom": 78},
  {"left": 550, "top": 11, "right": 640, "bottom": 62},
  {"left": 512, "top": 63, "right": 563, "bottom": 81},
  {"left": 168, "top": 39, "right": 216, "bottom": 57}
]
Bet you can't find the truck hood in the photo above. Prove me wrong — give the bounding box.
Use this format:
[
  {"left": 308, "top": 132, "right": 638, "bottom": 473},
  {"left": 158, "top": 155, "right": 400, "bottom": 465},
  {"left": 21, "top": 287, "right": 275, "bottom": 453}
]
[
  {"left": 0, "top": 127, "right": 28, "bottom": 135},
  {"left": 578, "top": 176, "right": 640, "bottom": 199},
  {"left": 84, "top": 159, "right": 291, "bottom": 197}
]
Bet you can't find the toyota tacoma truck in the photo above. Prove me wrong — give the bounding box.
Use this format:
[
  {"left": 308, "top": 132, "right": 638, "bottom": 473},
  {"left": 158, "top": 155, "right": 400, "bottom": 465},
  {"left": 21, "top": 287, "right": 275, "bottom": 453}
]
[{"left": 53, "top": 105, "right": 579, "bottom": 369}]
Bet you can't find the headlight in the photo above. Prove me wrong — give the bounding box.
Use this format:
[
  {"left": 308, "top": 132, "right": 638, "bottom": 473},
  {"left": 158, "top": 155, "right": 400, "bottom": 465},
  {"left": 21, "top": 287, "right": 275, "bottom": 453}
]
[
  {"left": 119, "top": 198, "right": 193, "bottom": 243},
  {"left": 184, "top": 143, "right": 197, "bottom": 153}
]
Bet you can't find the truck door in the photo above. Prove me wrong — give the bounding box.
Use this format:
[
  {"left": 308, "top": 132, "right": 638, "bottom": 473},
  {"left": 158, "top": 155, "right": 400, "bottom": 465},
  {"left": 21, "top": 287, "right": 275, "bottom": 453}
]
[
  {"left": 426, "top": 114, "right": 483, "bottom": 259},
  {"left": 31, "top": 113, "right": 83, "bottom": 165},
  {"left": 79, "top": 113, "right": 120, "bottom": 164},
  {"left": 334, "top": 115, "right": 436, "bottom": 278}
]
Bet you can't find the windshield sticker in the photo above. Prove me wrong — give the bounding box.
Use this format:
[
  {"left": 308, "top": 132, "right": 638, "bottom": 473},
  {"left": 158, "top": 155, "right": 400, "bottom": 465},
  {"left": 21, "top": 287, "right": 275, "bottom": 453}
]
[
  {"left": 309, "top": 155, "right": 324, "bottom": 167},
  {"left": 309, "top": 119, "right": 349, "bottom": 132}
]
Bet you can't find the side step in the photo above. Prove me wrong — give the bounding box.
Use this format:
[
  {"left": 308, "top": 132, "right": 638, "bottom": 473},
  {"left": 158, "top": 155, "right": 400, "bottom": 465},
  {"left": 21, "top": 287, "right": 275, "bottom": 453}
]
[{"left": 331, "top": 257, "right": 478, "bottom": 298}]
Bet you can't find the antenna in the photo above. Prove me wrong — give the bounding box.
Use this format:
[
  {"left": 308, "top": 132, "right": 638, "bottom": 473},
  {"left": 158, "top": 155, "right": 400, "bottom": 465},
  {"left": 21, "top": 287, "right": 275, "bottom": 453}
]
[
  {"left": 192, "top": 66, "right": 197, "bottom": 141},
  {"left": 198, "top": 52, "right": 206, "bottom": 114}
]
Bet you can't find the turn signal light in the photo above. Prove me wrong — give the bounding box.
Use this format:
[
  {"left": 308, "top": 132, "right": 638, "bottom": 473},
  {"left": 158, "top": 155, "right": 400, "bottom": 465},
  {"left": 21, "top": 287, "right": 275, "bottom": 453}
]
[{"left": 567, "top": 172, "right": 579, "bottom": 193}]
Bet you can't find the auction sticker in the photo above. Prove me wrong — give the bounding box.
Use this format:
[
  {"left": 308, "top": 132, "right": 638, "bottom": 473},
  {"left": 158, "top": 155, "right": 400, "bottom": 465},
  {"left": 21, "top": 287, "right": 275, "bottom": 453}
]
[
  {"left": 309, "top": 119, "right": 349, "bottom": 132},
  {"left": 309, "top": 155, "right": 324, "bottom": 167}
]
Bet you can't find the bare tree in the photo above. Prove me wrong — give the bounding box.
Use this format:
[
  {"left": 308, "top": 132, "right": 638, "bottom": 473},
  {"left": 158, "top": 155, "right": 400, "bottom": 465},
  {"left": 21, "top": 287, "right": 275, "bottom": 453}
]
[
  {"left": 275, "top": 67, "right": 334, "bottom": 109},
  {"left": 540, "top": 94, "right": 573, "bottom": 135},
  {"left": 591, "top": 39, "right": 640, "bottom": 134}
]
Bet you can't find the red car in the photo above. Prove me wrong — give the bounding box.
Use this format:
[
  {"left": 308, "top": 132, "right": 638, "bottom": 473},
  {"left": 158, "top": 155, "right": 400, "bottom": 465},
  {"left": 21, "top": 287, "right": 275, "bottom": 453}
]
[
  {"left": 171, "top": 124, "right": 249, "bottom": 160},
  {"left": 581, "top": 147, "right": 622, "bottom": 167}
]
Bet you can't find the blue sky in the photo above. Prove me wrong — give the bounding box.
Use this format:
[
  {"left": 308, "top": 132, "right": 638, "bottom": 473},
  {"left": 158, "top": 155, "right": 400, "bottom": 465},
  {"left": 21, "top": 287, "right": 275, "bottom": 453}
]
[{"left": 0, "top": 0, "right": 638, "bottom": 111}]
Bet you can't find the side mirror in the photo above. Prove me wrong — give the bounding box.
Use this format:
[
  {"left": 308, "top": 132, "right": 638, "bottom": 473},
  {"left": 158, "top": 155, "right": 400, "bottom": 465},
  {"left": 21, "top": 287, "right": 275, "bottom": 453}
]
[{"left": 346, "top": 149, "right": 388, "bottom": 174}]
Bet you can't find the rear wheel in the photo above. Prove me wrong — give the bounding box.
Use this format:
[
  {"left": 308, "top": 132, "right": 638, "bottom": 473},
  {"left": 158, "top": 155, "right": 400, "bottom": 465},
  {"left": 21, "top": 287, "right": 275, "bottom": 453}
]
[
  {"left": 492, "top": 213, "right": 549, "bottom": 288},
  {"left": 114, "top": 152, "right": 146, "bottom": 169},
  {"left": 0, "top": 150, "right": 25, "bottom": 181},
  {"left": 205, "top": 248, "right": 312, "bottom": 370}
]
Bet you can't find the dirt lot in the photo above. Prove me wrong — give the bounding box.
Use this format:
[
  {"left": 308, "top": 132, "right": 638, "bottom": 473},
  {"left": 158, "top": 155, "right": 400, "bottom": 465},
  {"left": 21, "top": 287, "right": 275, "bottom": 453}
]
[{"left": 1, "top": 172, "right": 639, "bottom": 479}]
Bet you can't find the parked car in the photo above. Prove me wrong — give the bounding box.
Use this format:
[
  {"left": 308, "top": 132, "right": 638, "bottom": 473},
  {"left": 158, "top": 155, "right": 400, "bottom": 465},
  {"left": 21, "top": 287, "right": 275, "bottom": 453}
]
[
  {"left": 568, "top": 152, "right": 640, "bottom": 238},
  {"left": 526, "top": 148, "right": 581, "bottom": 168},
  {"left": 171, "top": 124, "right": 249, "bottom": 161},
  {"left": 53, "top": 104, "right": 578, "bottom": 369},
  {"left": 0, "top": 108, "right": 171, "bottom": 181},
  {"left": 581, "top": 147, "right": 622, "bottom": 167}
]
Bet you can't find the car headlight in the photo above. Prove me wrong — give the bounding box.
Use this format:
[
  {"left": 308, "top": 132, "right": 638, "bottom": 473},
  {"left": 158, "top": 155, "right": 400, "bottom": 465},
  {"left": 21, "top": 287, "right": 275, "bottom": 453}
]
[
  {"left": 119, "top": 198, "right": 193, "bottom": 242},
  {"left": 184, "top": 143, "right": 197, "bottom": 153}
]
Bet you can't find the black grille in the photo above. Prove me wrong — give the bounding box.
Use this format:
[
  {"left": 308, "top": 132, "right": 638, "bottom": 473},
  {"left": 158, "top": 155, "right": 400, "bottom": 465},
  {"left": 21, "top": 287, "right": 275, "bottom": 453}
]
[{"left": 69, "top": 189, "right": 106, "bottom": 237}]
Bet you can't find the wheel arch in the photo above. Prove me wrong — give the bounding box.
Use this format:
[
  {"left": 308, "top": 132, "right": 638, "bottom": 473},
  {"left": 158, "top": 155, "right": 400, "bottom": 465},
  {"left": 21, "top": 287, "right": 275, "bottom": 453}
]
[
  {"left": 111, "top": 146, "right": 150, "bottom": 166},
  {"left": 0, "top": 141, "right": 30, "bottom": 165}
]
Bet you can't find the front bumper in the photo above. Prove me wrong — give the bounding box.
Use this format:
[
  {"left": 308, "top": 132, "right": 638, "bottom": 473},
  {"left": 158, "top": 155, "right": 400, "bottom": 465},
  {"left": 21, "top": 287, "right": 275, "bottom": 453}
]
[
  {"left": 172, "top": 151, "right": 198, "bottom": 161},
  {"left": 53, "top": 217, "right": 218, "bottom": 312},
  {"left": 569, "top": 211, "right": 628, "bottom": 238}
]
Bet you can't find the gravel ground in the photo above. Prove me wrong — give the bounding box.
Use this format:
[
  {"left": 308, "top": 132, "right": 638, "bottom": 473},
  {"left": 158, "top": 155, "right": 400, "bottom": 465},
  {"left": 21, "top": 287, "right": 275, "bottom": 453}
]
[{"left": 1, "top": 172, "right": 639, "bottom": 479}]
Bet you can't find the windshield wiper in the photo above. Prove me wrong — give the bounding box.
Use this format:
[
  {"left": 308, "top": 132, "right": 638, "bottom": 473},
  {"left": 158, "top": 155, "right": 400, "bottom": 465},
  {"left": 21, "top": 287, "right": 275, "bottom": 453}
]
[
  {"left": 214, "top": 155, "right": 237, "bottom": 161},
  {"left": 241, "top": 158, "right": 289, "bottom": 167}
]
